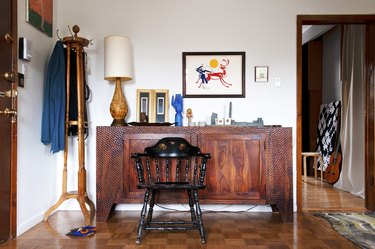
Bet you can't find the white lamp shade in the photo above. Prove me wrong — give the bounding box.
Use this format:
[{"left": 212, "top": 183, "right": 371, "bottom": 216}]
[{"left": 104, "top": 35, "right": 133, "bottom": 81}]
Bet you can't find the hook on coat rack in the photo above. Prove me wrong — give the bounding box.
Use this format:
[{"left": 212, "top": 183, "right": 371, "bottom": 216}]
[
  {"left": 56, "top": 29, "right": 62, "bottom": 41},
  {"left": 67, "top": 25, "right": 75, "bottom": 40}
]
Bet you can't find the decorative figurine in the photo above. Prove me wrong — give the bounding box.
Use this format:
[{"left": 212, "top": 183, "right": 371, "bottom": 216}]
[
  {"left": 140, "top": 112, "right": 148, "bottom": 123},
  {"left": 211, "top": 112, "right": 218, "bottom": 125},
  {"left": 171, "top": 94, "right": 183, "bottom": 126},
  {"left": 186, "top": 108, "right": 193, "bottom": 126}
]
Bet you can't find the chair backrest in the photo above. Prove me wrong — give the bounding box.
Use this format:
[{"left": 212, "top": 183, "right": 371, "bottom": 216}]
[{"left": 131, "top": 137, "right": 211, "bottom": 186}]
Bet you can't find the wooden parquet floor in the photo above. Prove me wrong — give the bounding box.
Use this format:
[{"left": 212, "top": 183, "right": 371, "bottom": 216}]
[{"left": 0, "top": 177, "right": 366, "bottom": 249}]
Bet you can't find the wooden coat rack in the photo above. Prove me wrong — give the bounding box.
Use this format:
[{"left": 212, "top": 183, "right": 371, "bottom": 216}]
[{"left": 43, "top": 25, "right": 95, "bottom": 225}]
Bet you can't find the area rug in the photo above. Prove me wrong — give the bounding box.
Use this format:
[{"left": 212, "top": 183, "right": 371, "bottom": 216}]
[{"left": 315, "top": 212, "right": 375, "bottom": 249}]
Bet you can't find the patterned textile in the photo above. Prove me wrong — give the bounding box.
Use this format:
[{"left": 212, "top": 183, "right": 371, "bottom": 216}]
[
  {"left": 315, "top": 212, "right": 375, "bottom": 249},
  {"left": 315, "top": 101, "right": 341, "bottom": 171},
  {"left": 66, "top": 226, "right": 96, "bottom": 237}
]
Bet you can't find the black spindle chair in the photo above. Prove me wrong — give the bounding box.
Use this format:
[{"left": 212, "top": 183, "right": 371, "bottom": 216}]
[{"left": 131, "top": 137, "right": 211, "bottom": 244}]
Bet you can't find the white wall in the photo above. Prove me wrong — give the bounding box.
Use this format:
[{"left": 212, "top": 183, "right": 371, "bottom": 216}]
[
  {"left": 56, "top": 0, "right": 375, "bottom": 210},
  {"left": 17, "top": 0, "right": 61, "bottom": 235},
  {"left": 16, "top": 0, "right": 375, "bottom": 236},
  {"left": 322, "top": 26, "right": 342, "bottom": 103}
]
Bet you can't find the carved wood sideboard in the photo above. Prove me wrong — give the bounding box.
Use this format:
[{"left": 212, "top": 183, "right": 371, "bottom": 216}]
[{"left": 96, "top": 126, "right": 293, "bottom": 222}]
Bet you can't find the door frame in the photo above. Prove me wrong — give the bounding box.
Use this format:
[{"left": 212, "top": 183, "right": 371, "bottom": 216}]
[
  {"left": 9, "top": 0, "right": 17, "bottom": 238},
  {"left": 296, "top": 14, "right": 375, "bottom": 211}
]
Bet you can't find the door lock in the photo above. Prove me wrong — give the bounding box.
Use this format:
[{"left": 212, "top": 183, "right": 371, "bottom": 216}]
[
  {"left": 0, "top": 108, "right": 17, "bottom": 117},
  {"left": 3, "top": 72, "right": 15, "bottom": 82}
]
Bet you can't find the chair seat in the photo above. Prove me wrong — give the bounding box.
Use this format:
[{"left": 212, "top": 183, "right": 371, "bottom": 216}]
[
  {"left": 302, "top": 152, "right": 323, "bottom": 181},
  {"left": 138, "top": 182, "right": 206, "bottom": 190},
  {"left": 301, "top": 152, "right": 320, "bottom": 157}
]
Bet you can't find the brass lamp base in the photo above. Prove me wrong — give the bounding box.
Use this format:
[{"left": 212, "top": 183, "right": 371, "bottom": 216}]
[
  {"left": 111, "top": 119, "right": 128, "bottom": 126},
  {"left": 110, "top": 77, "right": 129, "bottom": 126}
]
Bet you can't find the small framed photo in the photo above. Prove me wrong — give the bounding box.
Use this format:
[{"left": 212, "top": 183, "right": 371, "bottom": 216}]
[
  {"left": 136, "top": 89, "right": 153, "bottom": 122},
  {"left": 153, "top": 89, "right": 169, "bottom": 123},
  {"left": 255, "top": 66, "right": 269, "bottom": 82}
]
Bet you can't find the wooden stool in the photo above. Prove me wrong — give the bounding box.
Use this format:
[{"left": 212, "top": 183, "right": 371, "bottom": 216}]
[{"left": 301, "top": 152, "right": 323, "bottom": 181}]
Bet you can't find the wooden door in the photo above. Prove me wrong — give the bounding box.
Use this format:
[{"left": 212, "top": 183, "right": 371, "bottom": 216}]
[
  {"left": 0, "top": 0, "right": 17, "bottom": 242},
  {"left": 198, "top": 133, "right": 266, "bottom": 202}
]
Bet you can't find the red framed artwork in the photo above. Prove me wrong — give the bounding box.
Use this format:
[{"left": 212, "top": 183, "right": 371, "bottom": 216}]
[{"left": 26, "top": 0, "right": 53, "bottom": 37}]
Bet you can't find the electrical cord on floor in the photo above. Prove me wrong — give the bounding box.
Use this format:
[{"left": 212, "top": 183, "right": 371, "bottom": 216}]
[
  {"left": 200, "top": 204, "right": 259, "bottom": 213},
  {"left": 154, "top": 203, "right": 259, "bottom": 213},
  {"left": 155, "top": 204, "right": 188, "bottom": 212}
]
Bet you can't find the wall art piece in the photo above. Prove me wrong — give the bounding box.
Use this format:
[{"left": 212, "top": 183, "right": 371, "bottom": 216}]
[
  {"left": 183, "top": 52, "right": 245, "bottom": 98},
  {"left": 26, "top": 0, "right": 53, "bottom": 37},
  {"left": 136, "top": 89, "right": 153, "bottom": 122},
  {"left": 255, "top": 66, "right": 269, "bottom": 82},
  {"left": 154, "top": 89, "right": 169, "bottom": 123},
  {"left": 136, "top": 89, "right": 169, "bottom": 123}
]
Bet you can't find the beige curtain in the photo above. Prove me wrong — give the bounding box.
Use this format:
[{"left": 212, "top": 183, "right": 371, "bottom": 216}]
[{"left": 335, "top": 25, "right": 365, "bottom": 198}]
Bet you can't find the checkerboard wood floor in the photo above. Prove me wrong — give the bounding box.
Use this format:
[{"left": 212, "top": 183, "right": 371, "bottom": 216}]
[{"left": 0, "top": 177, "right": 365, "bottom": 249}]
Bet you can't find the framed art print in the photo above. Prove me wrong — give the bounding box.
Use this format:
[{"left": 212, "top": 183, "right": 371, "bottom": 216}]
[
  {"left": 26, "top": 0, "right": 53, "bottom": 37},
  {"left": 136, "top": 89, "right": 169, "bottom": 123},
  {"left": 255, "top": 66, "right": 269, "bottom": 82},
  {"left": 136, "top": 89, "right": 153, "bottom": 122},
  {"left": 182, "top": 52, "right": 246, "bottom": 98},
  {"left": 153, "top": 89, "right": 169, "bottom": 123}
]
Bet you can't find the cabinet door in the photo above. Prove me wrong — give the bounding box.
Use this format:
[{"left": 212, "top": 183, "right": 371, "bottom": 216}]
[
  {"left": 199, "top": 133, "right": 266, "bottom": 202},
  {"left": 123, "top": 133, "right": 193, "bottom": 201}
]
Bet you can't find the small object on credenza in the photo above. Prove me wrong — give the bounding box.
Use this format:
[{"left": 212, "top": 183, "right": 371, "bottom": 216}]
[
  {"left": 231, "top": 117, "right": 264, "bottom": 127},
  {"left": 186, "top": 108, "right": 193, "bottom": 126},
  {"left": 211, "top": 112, "right": 218, "bottom": 125},
  {"left": 128, "top": 122, "right": 176, "bottom": 126},
  {"left": 224, "top": 118, "right": 232, "bottom": 125},
  {"left": 140, "top": 112, "right": 148, "bottom": 123}
]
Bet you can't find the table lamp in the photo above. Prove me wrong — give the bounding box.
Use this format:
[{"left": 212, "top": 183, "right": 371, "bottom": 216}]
[{"left": 104, "top": 35, "right": 133, "bottom": 126}]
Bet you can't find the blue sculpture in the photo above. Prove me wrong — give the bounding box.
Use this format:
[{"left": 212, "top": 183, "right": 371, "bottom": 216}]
[{"left": 171, "top": 94, "right": 183, "bottom": 126}]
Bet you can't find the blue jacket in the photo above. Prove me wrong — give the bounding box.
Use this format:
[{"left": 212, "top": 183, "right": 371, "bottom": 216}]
[{"left": 41, "top": 41, "right": 66, "bottom": 153}]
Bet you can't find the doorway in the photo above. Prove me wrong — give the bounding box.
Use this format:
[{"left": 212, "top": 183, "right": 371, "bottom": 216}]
[{"left": 296, "top": 15, "right": 375, "bottom": 211}]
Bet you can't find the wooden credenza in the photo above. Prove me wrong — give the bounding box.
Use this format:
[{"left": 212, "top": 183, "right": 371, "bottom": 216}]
[{"left": 96, "top": 126, "right": 293, "bottom": 222}]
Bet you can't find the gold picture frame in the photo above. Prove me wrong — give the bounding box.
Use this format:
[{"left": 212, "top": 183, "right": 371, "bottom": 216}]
[{"left": 136, "top": 89, "right": 169, "bottom": 123}]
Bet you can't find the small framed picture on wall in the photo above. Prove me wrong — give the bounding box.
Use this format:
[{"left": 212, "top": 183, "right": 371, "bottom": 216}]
[{"left": 255, "top": 66, "right": 269, "bottom": 82}]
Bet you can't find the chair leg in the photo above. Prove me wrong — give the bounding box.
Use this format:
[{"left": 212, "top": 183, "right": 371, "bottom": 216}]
[
  {"left": 318, "top": 155, "right": 324, "bottom": 181},
  {"left": 193, "top": 190, "right": 206, "bottom": 243},
  {"left": 187, "top": 189, "right": 197, "bottom": 223},
  {"left": 146, "top": 190, "right": 156, "bottom": 224},
  {"left": 303, "top": 156, "right": 307, "bottom": 181},
  {"left": 313, "top": 156, "right": 318, "bottom": 180},
  {"left": 136, "top": 189, "right": 150, "bottom": 244}
]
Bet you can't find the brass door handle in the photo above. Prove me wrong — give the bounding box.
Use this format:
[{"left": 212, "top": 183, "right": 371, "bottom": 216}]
[
  {"left": 0, "top": 90, "right": 17, "bottom": 98},
  {"left": 4, "top": 33, "right": 14, "bottom": 43},
  {"left": 0, "top": 108, "right": 17, "bottom": 117}
]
